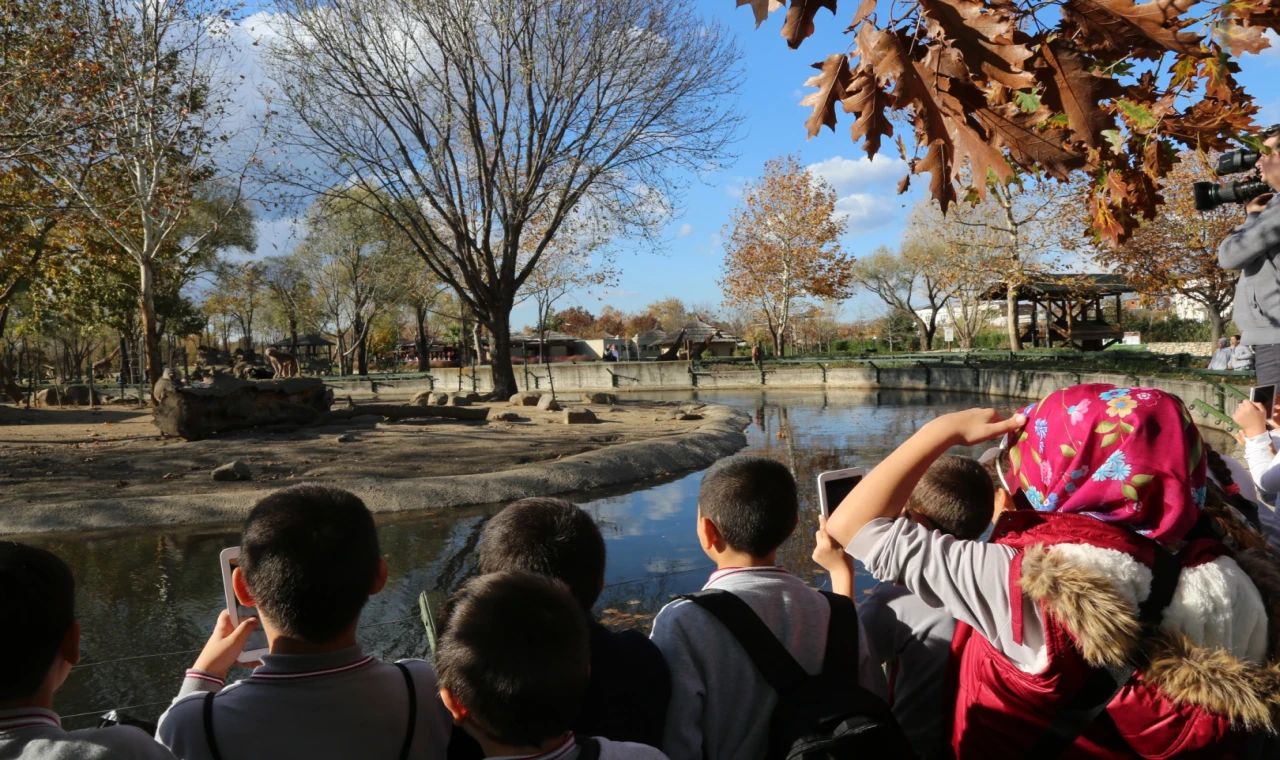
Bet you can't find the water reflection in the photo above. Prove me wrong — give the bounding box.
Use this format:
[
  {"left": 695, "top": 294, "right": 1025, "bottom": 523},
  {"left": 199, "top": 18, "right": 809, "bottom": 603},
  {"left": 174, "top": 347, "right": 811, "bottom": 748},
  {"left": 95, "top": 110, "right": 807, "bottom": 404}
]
[{"left": 27, "top": 389, "right": 1006, "bottom": 728}]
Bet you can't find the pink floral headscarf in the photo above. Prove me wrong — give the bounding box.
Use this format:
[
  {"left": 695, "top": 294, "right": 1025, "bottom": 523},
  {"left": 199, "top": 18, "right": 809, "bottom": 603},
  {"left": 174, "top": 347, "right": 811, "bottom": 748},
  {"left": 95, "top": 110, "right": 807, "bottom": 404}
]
[{"left": 1004, "top": 384, "right": 1207, "bottom": 546}]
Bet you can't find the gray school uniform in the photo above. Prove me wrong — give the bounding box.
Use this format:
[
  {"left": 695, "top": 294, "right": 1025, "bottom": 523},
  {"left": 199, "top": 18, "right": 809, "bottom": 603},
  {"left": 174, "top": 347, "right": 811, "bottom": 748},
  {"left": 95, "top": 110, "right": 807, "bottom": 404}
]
[
  {"left": 859, "top": 583, "right": 956, "bottom": 760},
  {"left": 0, "top": 709, "right": 176, "bottom": 759},
  {"left": 155, "top": 646, "right": 452, "bottom": 760},
  {"left": 487, "top": 734, "right": 669, "bottom": 759},
  {"left": 649, "top": 567, "right": 886, "bottom": 760}
]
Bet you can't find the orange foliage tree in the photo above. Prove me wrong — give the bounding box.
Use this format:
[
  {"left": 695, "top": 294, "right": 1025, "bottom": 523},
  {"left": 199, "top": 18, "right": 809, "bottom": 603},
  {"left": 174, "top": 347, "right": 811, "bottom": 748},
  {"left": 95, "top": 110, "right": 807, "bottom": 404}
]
[
  {"left": 735, "top": 0, "right": 1280, "bottom": 244},
  {"left": 720, "top": 154, "right": 853, "bottom": 357}
]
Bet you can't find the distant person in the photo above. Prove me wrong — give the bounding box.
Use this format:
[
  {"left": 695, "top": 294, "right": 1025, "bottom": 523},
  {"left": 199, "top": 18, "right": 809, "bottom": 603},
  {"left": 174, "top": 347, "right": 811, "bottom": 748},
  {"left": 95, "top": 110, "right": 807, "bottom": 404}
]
[
  {"left": 814, "top": 455, "right": 993, "bottom": 760},
  {"left": 750, "top": 344, "right": 761, "bottom": 367},
  {"left": 477, "top": 498, "right": 670, "bottom": 748},
  {"left": 436, "top": 572, "right": 667, "bottom": 759},
  {"left": 0, "top": 541, "right": 177, "bottom": 759},
  {"left": 1209, "top": 337, "right": 1233, "bottom": 370},
  {"left": 1230, "top": 334, "right": 1255, "bottom": 371},
  {"left": 650, "top": 455, "right": 894, "bottom": 760},
  {"left": 155, "top": 485, "right": 453, "bottom": 760}
]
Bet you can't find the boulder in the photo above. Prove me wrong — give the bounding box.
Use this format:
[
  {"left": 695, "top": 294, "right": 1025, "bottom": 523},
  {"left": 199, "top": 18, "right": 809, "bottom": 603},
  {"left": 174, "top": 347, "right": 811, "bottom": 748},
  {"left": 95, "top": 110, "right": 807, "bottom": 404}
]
[
  {"left": 336, "top": 433, "right": 357, "bottom": 443},
  {"left": 151, "top": 375, "right": 330, "bottom": 441},
  {"left": 409, "top": 390, "right": 450, "bottom": 406},
  {"left": 211, "top": 461, "right": 252, "bottom": 482},
  {"left": 36, "top": 385, "right": 103, "bottom": 407},
  {"left": 666, "top": 412, "right": 703, "bottom": 421},
  {"left": 509, "top": 392, "right": 542, "bottom": 407},
  {"left": 582, "top": 392, "right": 617, "bottom": 405},
  {"left": 536, "top": 395, "right": 562, "bottom": 412},
  {"left": 563, "top": 407, "right": 597, "bottom": 424},
  {"left": 488, "top": 410, "right": 520, "bottom": 422},
  {"left": 448, "top": 395, "right": 472, "bottom": 407},
  {"left": 465, "top": 392, "right": 482, "bottom": 402}
]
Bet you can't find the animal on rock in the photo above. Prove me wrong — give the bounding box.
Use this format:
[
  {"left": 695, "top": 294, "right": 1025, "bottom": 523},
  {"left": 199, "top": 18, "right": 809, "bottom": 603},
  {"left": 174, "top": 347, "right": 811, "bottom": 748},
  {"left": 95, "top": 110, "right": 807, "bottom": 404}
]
[{"left": 266, "top": 347, "right": 300, "bottom": 379}]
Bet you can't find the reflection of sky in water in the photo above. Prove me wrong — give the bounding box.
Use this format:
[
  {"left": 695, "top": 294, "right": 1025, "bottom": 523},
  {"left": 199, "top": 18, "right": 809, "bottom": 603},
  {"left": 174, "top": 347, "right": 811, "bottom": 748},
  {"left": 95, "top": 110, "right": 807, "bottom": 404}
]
[{"left": 30, "top": 388, "right": 1005, "bottom": 728}]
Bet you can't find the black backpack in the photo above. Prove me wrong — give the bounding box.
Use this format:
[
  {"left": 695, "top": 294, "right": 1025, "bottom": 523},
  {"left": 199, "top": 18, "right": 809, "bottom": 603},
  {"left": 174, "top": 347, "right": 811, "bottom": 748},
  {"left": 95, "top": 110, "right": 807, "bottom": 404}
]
[{"left": 681, "top": 589, "right": 912, "bottom": 760}]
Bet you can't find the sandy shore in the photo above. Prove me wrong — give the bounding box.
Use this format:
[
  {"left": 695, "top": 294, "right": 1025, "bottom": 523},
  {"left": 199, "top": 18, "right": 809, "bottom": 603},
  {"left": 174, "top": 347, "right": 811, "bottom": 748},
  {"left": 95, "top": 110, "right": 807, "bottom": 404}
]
[{"left": 0, "top": 399, "right": 749, "bottom": 535}]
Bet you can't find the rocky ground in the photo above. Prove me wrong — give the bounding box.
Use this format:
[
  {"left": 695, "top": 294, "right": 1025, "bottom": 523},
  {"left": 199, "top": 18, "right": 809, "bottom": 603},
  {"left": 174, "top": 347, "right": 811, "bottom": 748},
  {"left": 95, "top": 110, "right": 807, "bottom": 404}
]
[{"left": 0, "top": 396, "right": 710, "bottom": 507}]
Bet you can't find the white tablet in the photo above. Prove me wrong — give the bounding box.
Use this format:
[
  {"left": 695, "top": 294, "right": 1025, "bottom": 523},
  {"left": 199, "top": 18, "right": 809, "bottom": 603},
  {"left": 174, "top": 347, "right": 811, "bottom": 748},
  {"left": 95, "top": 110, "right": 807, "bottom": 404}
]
[
  {"left": 817, "top": 467, "right": 866, "bottom": 518},
  {"left": 219, "top": 546, "right": 269, "bottom": 664}
]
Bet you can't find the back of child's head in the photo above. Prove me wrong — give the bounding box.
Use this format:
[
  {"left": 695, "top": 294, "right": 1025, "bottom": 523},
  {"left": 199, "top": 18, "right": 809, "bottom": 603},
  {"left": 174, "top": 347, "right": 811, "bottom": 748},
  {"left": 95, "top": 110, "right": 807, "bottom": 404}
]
[
  {"left": 0, "top": 542, "right": 74, "bottom": 701},
  {"left": 698, "top": 455, "right": 798, "bottom": 556},
  {"left": 477, "top": 497, "right": 605, "bottom": 611},
  {"left": 906, "top": 455, "right": 994, "bottom": 541},
  {"left": 436, "top": 571, "right": 589, "bottom": 747},
  {"left": 240, "top": 484, "right": 380, "bottom": 643}
]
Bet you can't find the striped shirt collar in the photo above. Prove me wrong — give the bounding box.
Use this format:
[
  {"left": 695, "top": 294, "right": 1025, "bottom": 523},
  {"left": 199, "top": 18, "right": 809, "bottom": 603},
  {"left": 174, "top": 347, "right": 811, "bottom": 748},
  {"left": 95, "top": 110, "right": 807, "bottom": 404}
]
[
  {"left": 0, "top": 709, "right": 61, "bottom": 733},
  {"left": 704, "top": 565, "right": 790, "bottom": 588},
  {"left": 488, "top": 734, "right": 576, "bottom": 760},
  {"left": 248, "top": 644, "right": 375, "bottom": 681}
]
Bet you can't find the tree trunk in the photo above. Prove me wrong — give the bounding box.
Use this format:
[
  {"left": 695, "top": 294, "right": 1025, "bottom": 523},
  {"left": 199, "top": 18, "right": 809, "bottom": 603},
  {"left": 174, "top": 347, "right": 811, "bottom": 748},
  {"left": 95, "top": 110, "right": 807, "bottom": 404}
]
[
  {"left": 356, "top": 334, "right": 368, "bottom": 376},
  {"left": 488, "top": 314, "right": 518, "bottom": 401},
  {"left": 119, "top": 335, "right": 132, "bottom": 384},
  {"left": 1207, "top": 308, "right": 1226, "bottom": 346},
  {"left": 289, "top": 319, "right": 299, "bottom": 353},
  {"left": 1006, "top": 283, "right": 1021, "bottom": 352},
  {"left": 140, "top": 259, "right": 164, "bottom": 395},
  {"left": 415, "top": 306, "right": 429, "bottom": 373}
]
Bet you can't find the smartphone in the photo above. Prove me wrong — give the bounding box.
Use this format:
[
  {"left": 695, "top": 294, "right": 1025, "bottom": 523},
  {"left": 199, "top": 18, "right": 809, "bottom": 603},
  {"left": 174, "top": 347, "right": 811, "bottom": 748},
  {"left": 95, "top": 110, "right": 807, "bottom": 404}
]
[
  {"left": 219, "top": 547, "right": 269, "bottom": 664},
  {"left": 817, "top": 467, "right": 866, "bottom": 518},
  {"left": 1252, "top": 384, "right": 1277, "bottom": 413}
]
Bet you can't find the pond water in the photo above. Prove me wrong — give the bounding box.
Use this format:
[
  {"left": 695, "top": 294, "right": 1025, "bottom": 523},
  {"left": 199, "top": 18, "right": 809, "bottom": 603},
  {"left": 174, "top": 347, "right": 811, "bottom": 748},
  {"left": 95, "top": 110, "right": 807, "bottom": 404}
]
[{"left": 29, "top": 388, "right": 1008, "bottom": 729}]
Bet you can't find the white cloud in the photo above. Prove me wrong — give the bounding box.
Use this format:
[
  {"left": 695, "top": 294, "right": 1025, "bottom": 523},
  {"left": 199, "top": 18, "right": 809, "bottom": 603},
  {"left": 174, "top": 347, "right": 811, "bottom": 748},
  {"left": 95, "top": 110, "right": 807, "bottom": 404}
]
[
  {"left": 807, "top": 154, "right": 907, "bottom": 196},
  {"left": 678, "top": 223, "right": 694, "bottom": 237},
  {"left": 833, "top": 193, "right": 901, "bottom": 232}
]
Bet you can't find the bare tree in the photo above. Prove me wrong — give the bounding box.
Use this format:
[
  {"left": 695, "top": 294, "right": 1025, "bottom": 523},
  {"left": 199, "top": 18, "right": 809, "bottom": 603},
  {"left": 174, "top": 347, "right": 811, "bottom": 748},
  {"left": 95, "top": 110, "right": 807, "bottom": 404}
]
[
  {"left": 264, "top": 0, "right": 742, "bottom": 398},
  {"left": 904, "top": 201, "right": 1005, "bottom": 348},
  {"left": 850, "top": 245, "right": 953, "bottom": 352}
]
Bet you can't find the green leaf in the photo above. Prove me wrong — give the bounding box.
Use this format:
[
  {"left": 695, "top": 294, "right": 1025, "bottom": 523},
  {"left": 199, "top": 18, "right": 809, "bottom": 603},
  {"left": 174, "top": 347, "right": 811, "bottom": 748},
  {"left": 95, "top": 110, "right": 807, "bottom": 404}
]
[
  {"left": 1117, "top": 99, "right": 1158, "bottom": 130},
  {"left": 1046, "top": 113, "right": 1070, "bottom": 128},
  {"left": 1095, "top": 421, "right": 1118, "bottom": 434},
  {"left": 1018, "top": 432, "right": 1029, "bottom": 444},
  {"left": 1120, "top": 422, "right": 1134, "bottom": 434},
  {"left": 1101, "top": 431, "right": 1119, "bottom": 447},
  {"left": 1122, "top": 484, "right": 1139, "bottom": 501},
  {"left": 1010, "top": 447, "right": 1022, "bottom": 471},
  {"left": 1014, "top": 90, "right": 1042, "bottom": 113},
  {"left": 1019, "top": 472, "right": 1030, "bottom": 489},
  {"left": 1060, "top": 444, "right": 1078, "bottom": 457},
  {"left": 1031, "top": 448, "right": 1042, "bottom": 464},
  {"left": 1131, "top": 474, "right": 1153, "bottom": 487},
  {"left": 1189, "top": 437, "right": 1203, "bottom": 471},
  {"left": 1102, "top": 129, "right": 1124, "bottom": 150}
]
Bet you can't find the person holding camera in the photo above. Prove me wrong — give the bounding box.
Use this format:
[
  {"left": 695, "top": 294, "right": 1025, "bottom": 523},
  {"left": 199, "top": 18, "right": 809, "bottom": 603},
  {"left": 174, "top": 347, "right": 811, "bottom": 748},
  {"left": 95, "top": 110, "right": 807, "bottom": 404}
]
[{"left": 1219, "top": 131, "right": 1280, "bottom": 389}]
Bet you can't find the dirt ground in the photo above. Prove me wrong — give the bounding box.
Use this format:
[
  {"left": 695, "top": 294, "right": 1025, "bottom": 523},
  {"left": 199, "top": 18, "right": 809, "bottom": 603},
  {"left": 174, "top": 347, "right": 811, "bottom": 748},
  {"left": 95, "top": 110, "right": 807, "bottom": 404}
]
[{"left": 0, "top": 398, "right": 702, "bottom": 506}]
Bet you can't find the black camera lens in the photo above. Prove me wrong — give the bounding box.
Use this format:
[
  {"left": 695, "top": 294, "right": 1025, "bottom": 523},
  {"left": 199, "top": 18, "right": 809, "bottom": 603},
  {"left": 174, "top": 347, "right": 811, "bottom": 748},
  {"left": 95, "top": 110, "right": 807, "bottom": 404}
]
[
  {"left": 1194, "top": 180, "right": 1272, "bottom": 211},
  {"left": 1216, "top": 149, "right": 1262, "bottom": 176}
]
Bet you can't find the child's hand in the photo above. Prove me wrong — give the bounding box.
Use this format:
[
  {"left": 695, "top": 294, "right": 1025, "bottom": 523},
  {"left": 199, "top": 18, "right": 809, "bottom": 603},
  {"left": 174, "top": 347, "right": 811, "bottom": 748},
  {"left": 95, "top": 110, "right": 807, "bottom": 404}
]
[
  {"left": 1233, "top": 400, "right": 1270, "bottom": 438},
  {"left": 813, "top": 514, "right": 852, "bottom": 574},
  {"left": 931, "top": 408, "right": 1027, "bottom": 446},
  {"left": 192, "top": 610, "right": 260, "bottom": 679}
]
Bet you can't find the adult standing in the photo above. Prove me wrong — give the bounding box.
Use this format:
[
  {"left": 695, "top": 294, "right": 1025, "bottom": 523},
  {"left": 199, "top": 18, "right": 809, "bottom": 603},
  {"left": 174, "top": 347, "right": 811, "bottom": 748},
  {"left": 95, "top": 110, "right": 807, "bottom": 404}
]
[
  {"left": 750, "top": 343, "right": 761, "bottom": 367},
  {"left": 1230, "top": 334, "right": 1255, "bottom": 371},
  {"left": 1209, "top": 337, "right": 1233, "bottom": 370},
  {"left": 1219, "top": 129, "right": 1280, "bottom": 387}
]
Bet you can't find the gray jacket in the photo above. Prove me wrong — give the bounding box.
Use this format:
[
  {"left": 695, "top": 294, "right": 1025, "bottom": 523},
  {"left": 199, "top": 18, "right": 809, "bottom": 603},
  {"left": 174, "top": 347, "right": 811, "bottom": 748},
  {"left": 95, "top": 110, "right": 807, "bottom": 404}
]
[{"left": 1219, "top": 199, "right": 1280, "bottom": 345}]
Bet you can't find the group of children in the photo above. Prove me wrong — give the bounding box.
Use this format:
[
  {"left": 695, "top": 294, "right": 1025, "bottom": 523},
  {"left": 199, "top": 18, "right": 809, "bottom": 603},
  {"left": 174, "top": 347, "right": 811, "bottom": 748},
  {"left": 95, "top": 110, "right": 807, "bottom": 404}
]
[{"left": 4, "top": 382, "right": 1280, "bottom": 759}]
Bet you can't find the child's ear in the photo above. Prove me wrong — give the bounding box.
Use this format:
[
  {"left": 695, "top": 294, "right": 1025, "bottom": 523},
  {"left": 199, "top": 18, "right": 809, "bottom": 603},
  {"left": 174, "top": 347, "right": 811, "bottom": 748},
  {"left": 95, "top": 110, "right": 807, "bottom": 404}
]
[
  {"left": 992, "top": 489, "right": 1014, "bottom": 521},
  {"left": 370, "top": 557, "right": 389, "bottom": 596},
  {"left": 439, "top": 687, "right": 469, "bottom": 725},
  {"left": 698, "top": 513, "right": 723, "bottom": 552},
  {"left": 61, "top": 620, "right": 81, "bottom": 667},
  {"left": 232, "top": 566, "right": 256, "bottom": 607}
]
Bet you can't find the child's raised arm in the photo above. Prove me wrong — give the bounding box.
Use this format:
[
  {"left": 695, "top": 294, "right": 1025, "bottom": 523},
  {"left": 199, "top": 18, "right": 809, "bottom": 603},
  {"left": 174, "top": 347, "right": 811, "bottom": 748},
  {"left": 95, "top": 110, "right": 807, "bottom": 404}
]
[{"left": 825, "top": 408, "right": 1025, "bottom": 548}]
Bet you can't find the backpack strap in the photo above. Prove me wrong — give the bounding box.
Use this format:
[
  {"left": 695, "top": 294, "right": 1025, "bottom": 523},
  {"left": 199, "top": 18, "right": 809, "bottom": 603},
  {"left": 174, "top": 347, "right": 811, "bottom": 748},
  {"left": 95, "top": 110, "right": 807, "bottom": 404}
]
[
  {"left": 394, "top": 662, "right": 417, "bottom": 760},
  {"left": 1023, "top": 543, "right": 1183, "bottom": 759},
  {"left": 573, "top": 735, "right": 601, "bottom": 760},
  {"left": 202, "top": 692, "right": 224, "bottom": 760},
  {"left": 819, "top": 590, "right": 859, "bottom": 680},
  {"left": 680, "top": 589, "right": 809, "bottom": 694}
]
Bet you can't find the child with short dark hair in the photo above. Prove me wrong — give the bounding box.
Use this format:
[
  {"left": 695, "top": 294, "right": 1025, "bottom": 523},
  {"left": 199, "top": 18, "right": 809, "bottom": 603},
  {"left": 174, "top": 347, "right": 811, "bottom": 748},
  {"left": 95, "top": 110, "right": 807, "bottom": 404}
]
[
  {"left": 155, "top": 484, "right": 452, "bottom": 760},
  {"left": 815, "top": 454, "right": 994, "bottom": 760},
  {"left": 650, "top": 455, "right": 886, "bottom": 760},
  {"left": 0, "top": 541, "right": 177, "bottom": 759},
  {"left": 436, "top": 571, "right": 666, "bottom": 759},
  {"left": 477, "top": 498, "right": 670, "bottom": 748}
]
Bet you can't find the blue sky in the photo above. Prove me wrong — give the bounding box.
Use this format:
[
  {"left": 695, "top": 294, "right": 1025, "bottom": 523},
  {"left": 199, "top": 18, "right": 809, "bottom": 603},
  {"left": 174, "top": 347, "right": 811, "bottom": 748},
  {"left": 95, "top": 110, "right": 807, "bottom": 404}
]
[{"left": 240, "top": 5, "right": 1280, "bottom": 326}]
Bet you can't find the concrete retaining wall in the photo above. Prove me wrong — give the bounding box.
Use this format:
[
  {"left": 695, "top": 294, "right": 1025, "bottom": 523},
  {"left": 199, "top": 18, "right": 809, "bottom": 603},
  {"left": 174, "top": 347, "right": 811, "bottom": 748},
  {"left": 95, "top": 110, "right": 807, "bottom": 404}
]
[{"left": 328, "top": 360, "right": 1247, "bottom": 434}]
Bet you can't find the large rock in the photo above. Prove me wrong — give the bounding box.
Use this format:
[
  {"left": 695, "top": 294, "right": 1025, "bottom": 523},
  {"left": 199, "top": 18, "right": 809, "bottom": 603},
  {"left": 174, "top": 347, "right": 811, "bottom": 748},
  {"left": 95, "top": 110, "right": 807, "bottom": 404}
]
[
  {"left": 536, "top": 395, "right": 562, "bottom": 412},
  {"left": 509, "top": 392, "right": 542, "bottom": 407},
  {"left": 488, "top": 410, "right": 520, "bottom": 422},
  {"left": 36, "top": 385, "right": 103, "bottom": 407},
  {"left": 409, "top": 390, "right": 449, "bottom": 406},
  {"left": 465, "top": 392, "right": 482, "bottom": 402},
  {"left": 152, "top": 375, "right": 330, "bottom": 441},
  {"left": 211, "top": 461, "right": 252, "bottom": 482},
  {"left": 563, "top": 407, "right": 597, "bottom": 424},
  {"left": 448, "top": 395, "right": 472, "bottom": 407},
  {"left": 582, "top": 392, "right": 617, "bottom": 405}
]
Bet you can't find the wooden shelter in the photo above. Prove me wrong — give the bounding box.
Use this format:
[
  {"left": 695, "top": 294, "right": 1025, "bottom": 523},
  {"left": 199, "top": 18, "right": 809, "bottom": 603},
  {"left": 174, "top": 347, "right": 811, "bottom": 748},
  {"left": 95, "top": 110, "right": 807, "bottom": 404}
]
[
  {"left": 984, "top": 274, "right": 1137, "bottom": 351},
  {"left": 658, "top": 318, "right": 740, "bottom": 358},
  {"left": 271, "top": 333, "right": 335, "bottom": 362}
]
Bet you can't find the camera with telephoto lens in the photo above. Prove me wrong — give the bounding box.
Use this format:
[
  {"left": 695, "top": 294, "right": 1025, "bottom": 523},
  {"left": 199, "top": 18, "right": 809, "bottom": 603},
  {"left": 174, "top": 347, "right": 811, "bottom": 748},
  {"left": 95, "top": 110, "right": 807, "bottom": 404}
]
[{"left": 1194, "top": 125, "right": 1280, "bottom": 211}]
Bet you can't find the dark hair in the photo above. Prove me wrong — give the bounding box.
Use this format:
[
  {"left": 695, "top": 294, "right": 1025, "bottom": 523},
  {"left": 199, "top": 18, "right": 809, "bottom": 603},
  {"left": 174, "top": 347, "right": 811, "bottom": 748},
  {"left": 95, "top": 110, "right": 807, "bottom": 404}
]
[
  {"left": 906, "top": 455, "right": 994, "bottom": 541},
  {"left": 436, "top": 571, "right": 589, "bottom": 747},
  {"left": 1205, "top": 447, "right": 1263, "bottom": 530},
  {"left": 0, "top": 542, "right": 75, "bottom": 700},
  {"left": 698, "top": 455, "right": 798, "bottom": 557},
  {"left": 240, "top": 484, "right": 380, "bottom": 643},
  {"left": 477, "top": 498, "right": 605, "bottom": 610}
]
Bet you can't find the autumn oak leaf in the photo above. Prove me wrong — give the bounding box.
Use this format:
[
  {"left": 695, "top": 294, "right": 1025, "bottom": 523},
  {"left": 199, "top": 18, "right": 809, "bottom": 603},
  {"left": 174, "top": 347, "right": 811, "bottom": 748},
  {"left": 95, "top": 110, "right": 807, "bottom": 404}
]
[
  {"left": 1037, "top": 39, "right": 1124, "bottom": 150},
  {"left": 846, "top": 0, "right": 878, "bottom": 32},
  {"left": 917, "top": 0, "right": 1036, "bottom": 89},
  {"left": 842, "top": 64, "right": 894, "bottom": 157},
  {"left": 782, "top": 0, "right": 839, "bottom": 49},
  {"left": 1062, "top": 0, "right": 1203, "bottom": 60},
  {"left": 736, "top": 0, "right": 785, "bottom": 28},
  {"left": 801, "top": 54, "right": 853, "bottom": 138}
]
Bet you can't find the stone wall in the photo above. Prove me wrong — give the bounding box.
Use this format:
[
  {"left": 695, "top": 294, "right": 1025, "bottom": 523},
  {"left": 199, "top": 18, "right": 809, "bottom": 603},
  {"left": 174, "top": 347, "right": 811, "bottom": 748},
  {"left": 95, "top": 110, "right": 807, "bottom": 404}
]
[{"left": 1146, "top": 342, "right": 1214, "bottom": 356}]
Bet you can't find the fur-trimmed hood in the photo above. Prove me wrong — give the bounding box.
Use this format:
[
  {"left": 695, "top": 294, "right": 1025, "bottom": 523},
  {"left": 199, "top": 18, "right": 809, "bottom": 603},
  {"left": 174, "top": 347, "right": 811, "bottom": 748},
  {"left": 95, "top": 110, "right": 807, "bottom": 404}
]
[{"left": 1020, "top": 543, "right": 1280, "bottom": 731}]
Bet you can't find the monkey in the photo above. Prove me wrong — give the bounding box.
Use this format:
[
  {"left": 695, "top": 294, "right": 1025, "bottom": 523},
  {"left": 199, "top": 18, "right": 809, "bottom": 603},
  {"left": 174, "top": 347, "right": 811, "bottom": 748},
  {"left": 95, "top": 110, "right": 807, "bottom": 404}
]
[{"left": 266, "top": 347, "right": 300, "bottom": 379}]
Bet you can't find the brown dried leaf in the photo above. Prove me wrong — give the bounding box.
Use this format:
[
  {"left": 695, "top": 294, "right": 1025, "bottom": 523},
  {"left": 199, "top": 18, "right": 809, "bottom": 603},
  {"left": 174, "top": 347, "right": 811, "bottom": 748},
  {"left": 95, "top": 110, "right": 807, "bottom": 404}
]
[
  {"left": 974, "top": 103, "right": 1093, "bottom": 179},
  {"left": 1062, "top": 0, "right": 1203, "bottom": 59},
  {"left": 782, "top": 0, "right": 839, "bottom": 49},
  {"left": 842, "top": 64, "right": 894, "bottom": 156},
  {"left": 846, "top": 0, "right": 878, "bottom": 32},
  {"left": 917, "top": 0, "right": 1035, "bottom": 89},
  {"left": 1215, "top": 21, "right": 1271, "bottom": 55},
  {"left": 1037, "top": 39, "right": 1123, "bottom": 149},
  {"left": 915, "top": 139, "right": 959, "bottom": 213},
  {"left": 736, "top": 0, "right": 786, "bottom": 28},
  {"left": 801, "top": 54, "right": 853, "bottom": 138}
]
